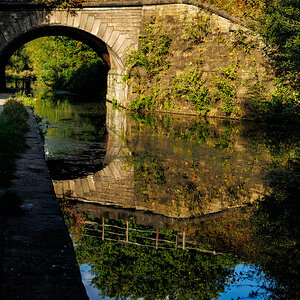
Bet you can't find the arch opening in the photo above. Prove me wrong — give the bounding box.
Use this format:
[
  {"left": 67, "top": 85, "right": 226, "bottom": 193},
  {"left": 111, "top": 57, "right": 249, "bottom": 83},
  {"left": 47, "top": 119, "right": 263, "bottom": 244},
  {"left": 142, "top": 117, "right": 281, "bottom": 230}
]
[
  {"left": 0, "top": 26, "right": 130, "bottom": 179},
  {"left": 0, "top": 25, "right": 126, "bottom": 98}
]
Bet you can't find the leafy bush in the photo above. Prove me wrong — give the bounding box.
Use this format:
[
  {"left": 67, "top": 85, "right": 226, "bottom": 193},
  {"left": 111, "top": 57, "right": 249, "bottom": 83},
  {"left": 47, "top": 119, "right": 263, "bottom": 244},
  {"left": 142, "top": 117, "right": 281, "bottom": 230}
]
[
  {"left": 248, "top": 78, "right": 300, "bottom": 122},
  {"left": 126, "top": 17, "right": 172, "bottom": 79},
  {"left": 2, "top": 99, "right": 29, "bottom": 132},
  {"left": 258, "top": 0, "right": 300, "bottom": 87},
  {"left": 0, "top": 100, "right": 28, "bottom": 187},
  {"left": 14, "top": 92, "right": 37, "bottom": 109},
  {"left": 129, "top": 93, "right": 156, "bottom": 111},
  {"left": 33, "top": 0, "right": 85, "bottom": 9},
  {"left": 171, "top": 64, "right": 211, "bottom": 114},
  {"left": 212, "top": 64, "right": 239, "bottom": 116}
]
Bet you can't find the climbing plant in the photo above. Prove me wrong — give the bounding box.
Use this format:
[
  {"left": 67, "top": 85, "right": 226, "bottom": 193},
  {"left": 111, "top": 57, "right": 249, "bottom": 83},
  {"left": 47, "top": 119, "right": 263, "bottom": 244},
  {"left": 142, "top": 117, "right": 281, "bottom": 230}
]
[
  {"left": 126, "top": 16, "right": 172, "bottom": 79},
  {"left": 33, "top": 0, "right": 86, "bottom": 9},
  {"left": 125, "top": 17, "right": 172, "bottom": 111},
  {"left": 182, "top": 12, "right": 211, "bottom": 44},
  {"left": 171, "top": 62, "right": 212, "bottom": 114},
  {"left": 212, "top": 63, "right": 240, "bottom": 116}
]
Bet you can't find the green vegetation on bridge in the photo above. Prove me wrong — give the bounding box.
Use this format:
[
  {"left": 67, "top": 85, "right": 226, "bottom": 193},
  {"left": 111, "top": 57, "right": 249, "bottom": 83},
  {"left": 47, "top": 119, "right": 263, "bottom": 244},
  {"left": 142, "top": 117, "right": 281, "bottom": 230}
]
[
  {"left": 4, "top": 0, "right": 299, "bottom": 123},
  {"left": 208, "top": 0, "right": 299, "bottom": 86}
]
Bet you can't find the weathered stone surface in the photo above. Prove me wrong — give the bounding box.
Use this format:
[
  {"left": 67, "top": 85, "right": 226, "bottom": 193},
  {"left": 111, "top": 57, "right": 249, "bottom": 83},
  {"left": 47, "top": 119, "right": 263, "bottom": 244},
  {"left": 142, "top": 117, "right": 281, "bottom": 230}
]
[{"left": 0, "top": 2, "right": 273, "bottom": 115}]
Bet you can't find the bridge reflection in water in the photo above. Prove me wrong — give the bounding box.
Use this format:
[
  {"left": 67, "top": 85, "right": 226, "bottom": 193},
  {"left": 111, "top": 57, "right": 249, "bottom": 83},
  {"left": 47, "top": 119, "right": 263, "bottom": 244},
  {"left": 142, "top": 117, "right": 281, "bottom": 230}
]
[
  {"left": 53, "top": 102, "right": 269, "bottom": 219},
  {"left": 47, "top": 101, "right": 298, "bottom": 300}
]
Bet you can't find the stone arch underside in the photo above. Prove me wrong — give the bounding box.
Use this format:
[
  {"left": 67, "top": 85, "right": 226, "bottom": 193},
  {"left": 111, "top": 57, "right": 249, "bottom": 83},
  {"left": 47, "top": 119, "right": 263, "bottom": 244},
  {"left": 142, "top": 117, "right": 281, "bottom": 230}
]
[{"left": 0, "top": 7, "right": 142, "bottom": 103}]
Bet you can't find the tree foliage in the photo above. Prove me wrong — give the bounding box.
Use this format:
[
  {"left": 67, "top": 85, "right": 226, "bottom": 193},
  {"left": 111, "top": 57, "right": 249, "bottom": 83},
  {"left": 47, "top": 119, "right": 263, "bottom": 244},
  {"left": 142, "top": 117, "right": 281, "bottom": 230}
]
[
  {"left": 6, "top": 46, "right": 31, "bottom": 74},
  {"left": 259, "top": 0, "right": 300, "bottom": 86},
  {"left": 78, "top": 240, "right": 237, "bottom": 299},
  {"left": 61, "top": 212, "right": 238, "bottom": 300},
  {"left": 204, "top": 0, "right": 299, "bottom": 87},
  {"left": 33, "top": 0, "right": 86, "bottom": 9},
  {"left": 8, "top": 36, "right": 108, "bottom": 99},
  {"left": 25, "top": 36, "right": 106, "bottom": 92}
]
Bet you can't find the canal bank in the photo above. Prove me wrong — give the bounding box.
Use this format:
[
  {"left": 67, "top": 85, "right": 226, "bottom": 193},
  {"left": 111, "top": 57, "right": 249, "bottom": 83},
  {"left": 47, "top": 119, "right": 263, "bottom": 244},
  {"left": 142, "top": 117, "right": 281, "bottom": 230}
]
[{"left": 0, "top": 94, "right": 88, "bottom": 299}]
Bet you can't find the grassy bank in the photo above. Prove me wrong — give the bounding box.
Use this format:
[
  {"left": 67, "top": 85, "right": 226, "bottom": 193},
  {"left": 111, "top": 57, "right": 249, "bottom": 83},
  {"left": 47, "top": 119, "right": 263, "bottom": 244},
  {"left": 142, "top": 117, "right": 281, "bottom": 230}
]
[{"left": 0, "top": 99, "right": 28, "bottom": 214}]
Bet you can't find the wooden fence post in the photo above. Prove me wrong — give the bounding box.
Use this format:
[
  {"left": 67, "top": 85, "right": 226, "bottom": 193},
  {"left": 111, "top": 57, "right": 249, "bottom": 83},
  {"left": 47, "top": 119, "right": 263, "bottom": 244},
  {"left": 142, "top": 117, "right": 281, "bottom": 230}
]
[
  {"left": 156, "top": 228, "right": 159, "bottom": 249},
  {"left": 25, "top": 78, "right": 31, "bottom": 95},
  {"left": 102, "top": 217, "right": 105, "bottom": 241},
  {"left": 126, "top": 221, "right": 129, "bottom": 243},
  {"left": 182, "top": 230, "right": 186, "bottom": 250}
]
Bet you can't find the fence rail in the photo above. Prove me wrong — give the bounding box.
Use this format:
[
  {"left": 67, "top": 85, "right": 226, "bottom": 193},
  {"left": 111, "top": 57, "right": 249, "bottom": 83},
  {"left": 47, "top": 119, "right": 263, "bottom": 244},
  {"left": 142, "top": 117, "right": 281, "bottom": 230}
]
[
  {"left": 83, "top": 218, "right": 221, "bottom": 255},
  {"left": 5, "top": 76, "right": 34, "bottom": 94}
]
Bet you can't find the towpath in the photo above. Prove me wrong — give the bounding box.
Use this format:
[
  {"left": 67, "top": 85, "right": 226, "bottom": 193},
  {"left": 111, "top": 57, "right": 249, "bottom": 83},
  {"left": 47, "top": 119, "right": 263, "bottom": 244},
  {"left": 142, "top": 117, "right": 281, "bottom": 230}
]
[
  {"left": 0, "top": 92, "right": 14, "bottom": 112},
  {"left": 0, "top": 93, "right": 88, "bottom": 299}
]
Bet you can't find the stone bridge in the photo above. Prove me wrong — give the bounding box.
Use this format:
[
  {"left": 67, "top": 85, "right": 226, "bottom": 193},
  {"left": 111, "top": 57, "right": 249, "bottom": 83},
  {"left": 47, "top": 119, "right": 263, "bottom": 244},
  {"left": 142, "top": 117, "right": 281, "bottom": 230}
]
[{"left": 0, "top": 0, "right": 260, "bottom": 107}]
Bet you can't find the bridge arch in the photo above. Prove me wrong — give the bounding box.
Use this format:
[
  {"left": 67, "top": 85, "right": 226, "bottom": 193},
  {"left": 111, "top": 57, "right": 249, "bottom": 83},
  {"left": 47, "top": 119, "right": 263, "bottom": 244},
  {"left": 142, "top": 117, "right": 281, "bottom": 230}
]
[{"left": 0, "top": 9, "right": 139, "bottom": 102}]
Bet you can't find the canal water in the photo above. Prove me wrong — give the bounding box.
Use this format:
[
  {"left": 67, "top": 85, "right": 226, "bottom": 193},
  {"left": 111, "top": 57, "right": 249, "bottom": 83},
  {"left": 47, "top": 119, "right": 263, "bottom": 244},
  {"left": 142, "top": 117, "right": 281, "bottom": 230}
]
[{"left": 33, "top": 92, "right": 299, "bottom": 300}]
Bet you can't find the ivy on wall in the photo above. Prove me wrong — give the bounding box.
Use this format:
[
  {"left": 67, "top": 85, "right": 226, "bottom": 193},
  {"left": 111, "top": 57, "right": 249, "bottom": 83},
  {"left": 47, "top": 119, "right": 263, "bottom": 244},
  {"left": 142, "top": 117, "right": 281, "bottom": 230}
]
[
  {"left": 33, "top": 0, "right": 86, "bottom": 9},
  {"left": 125, "top": 8, "right": 299, "bottom": 123}
]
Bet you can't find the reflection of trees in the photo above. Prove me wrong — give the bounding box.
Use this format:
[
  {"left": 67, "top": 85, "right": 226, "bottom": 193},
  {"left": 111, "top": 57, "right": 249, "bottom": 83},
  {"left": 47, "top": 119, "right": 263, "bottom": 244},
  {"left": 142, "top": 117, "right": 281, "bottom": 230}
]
[
  {"left": 34, "top": 92, "right": 108, "bottom": 179},
  {"left": 191, "top": 156, "right": 300, "bottom": 299},
  {"left": 77, "top": 240, "right": 237, "bottom": 299},
  {"left": 189, "top": 196, "right": 299, "bottom": 299},
  {"left": 34, "top": 92, "right": 107, "bottom": 142},
  {"left": 54, "top": 108, "right": 300, "bottom": 299},
  {"left": 125, "top": 150, "right": 166, "bottom": 201},
  {"left": 250, "top": 163, "right": 300, "bottom": 299},
  {"left": 64, "top": 213, "right": 238, "bottom": 300},
  {"left": 123, "top": 114, "right": 263, "bottom": 216},
  {"left": 249, "top": 129, "right": 300, "bottom": 299}
]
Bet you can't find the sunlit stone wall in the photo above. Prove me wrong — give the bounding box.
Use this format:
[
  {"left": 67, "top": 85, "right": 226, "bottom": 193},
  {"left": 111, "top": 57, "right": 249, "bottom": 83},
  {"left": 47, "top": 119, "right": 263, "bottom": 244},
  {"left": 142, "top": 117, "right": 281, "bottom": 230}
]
[{"left": 0, "top": 1, "right": 273, "bottom": 112}]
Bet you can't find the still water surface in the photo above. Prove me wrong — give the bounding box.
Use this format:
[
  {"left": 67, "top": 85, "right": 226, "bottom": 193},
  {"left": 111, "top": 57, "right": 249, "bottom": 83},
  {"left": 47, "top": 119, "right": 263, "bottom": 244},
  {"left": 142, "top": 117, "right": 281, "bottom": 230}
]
[{"left": 33, "top": 93, "right": 299, "bottom": 300}]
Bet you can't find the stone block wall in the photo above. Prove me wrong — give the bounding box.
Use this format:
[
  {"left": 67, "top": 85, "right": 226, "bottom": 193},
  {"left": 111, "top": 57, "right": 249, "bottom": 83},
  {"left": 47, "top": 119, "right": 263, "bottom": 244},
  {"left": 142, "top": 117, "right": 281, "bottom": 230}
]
[
  {"left": 123, "top": 3, "right": 273, "bottom": 117},
  {"left": 0, "top": 2, "right": 274, "bottom": 115}
]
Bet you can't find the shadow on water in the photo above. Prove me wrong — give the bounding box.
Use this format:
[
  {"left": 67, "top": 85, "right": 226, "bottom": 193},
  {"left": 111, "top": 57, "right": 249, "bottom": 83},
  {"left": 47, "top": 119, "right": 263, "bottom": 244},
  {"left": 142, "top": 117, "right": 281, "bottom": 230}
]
[{"left": 33, "top": 97, "right": 300, "bottom": 299}]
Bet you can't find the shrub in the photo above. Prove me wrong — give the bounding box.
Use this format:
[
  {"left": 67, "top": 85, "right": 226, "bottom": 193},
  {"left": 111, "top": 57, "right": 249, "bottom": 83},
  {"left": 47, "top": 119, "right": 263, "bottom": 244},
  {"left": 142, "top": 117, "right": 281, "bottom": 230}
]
[
  {"left": 2, "top": 99, "right": 29, "bottom": 132},
  {"left": 171, "top": 64, "right": 211, "bottom": 114},
  {"left": 0, "top": 100, "right": 28, "bottom": 187}
]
